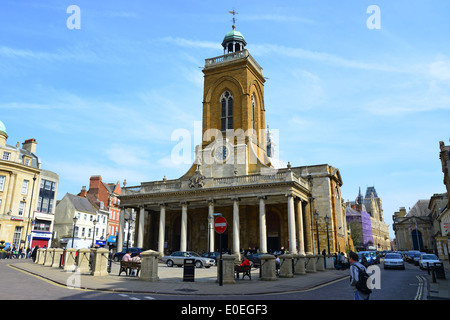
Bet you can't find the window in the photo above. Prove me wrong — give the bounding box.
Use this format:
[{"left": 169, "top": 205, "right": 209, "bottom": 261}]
[
  {"left": 2, "top": 152, "right": 11, "bottom": 160},
  {"left": 24, "top": 158, "right": 31, "bottom": 166},
  {"left": 18, "top": 201, "right": 25, "bottom": 216},
  {"left": 13, "top": 227, "right": 22, "bottom": 247},
  {"left": 22, "top": 180, "right": 29, "bottom": 194},
  {"left": 44, "top": 181, "right": 51, "bottom": 190},
  {"left": 220, "top": 91, "right": 233, "bottom": 132},
  {"left": 41, "top": 198, "right": 49, "bottom": 213},
  {"left": 0, "top": 176, "right": 5, "bottom": 191},
  {"left": 251, "top": 95, "right": 256, "bottom": 130}
]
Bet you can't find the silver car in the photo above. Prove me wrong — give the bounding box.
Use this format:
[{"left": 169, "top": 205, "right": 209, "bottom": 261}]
[{"left": 161, "top": 251, "right": 215, "bottom": 268}]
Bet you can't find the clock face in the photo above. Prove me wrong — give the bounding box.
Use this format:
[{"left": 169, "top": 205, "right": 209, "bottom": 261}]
[{"left": 214, "top": 145, "right": 229, "bottom": 161}]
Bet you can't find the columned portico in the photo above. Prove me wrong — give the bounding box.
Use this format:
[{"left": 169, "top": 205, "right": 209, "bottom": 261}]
[
  {"left": 296, "top": 198, "right": 305, "bottom": 255},
  {"left": 137, "top": 206, "right": 145, "bottom": 248},
  {"left": 208, "top": 199, "right": 215, "bottom": 253},
  {"left": 232, "top": 197, "right": 240, "bottom": 256},
  {"left": 286, "top": 193, "right": 297, "bottom": 254},
  {"left": 158, "top": 203, "right": 166, "bottom": 255}
]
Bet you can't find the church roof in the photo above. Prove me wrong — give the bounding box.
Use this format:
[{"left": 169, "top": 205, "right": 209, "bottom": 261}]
[{"left": 222, "top": 27, "right": 247, "bottom": 47}]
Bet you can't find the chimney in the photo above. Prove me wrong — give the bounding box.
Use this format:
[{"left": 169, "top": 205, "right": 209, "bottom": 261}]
[
  {"left": 79, "top": 186, "right": 87, "bottom": 197},
  {"left": 22, "top": 139, "right": 37, "bottom": 154},
  {"left": 89, "top": 175, "right": 102, "bottom": 191}
]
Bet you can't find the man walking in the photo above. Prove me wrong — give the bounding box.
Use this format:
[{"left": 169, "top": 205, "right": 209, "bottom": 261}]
[{"left": 349, "top": 251, "right": 371, "bottom": 300}]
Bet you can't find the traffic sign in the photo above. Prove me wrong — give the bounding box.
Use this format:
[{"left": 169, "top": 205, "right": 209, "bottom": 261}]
[{"left": 214, "top": 216, "right": 227, "bottom": 234}]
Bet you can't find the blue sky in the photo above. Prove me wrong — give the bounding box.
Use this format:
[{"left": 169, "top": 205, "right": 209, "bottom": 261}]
[{"left": 1, "top": 1, "right": 449, "bottom": 240}]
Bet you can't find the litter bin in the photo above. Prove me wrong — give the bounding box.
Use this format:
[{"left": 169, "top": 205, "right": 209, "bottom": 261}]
[
  {"left": 183, "top": 258, "right": 195, "bottom": 282},
  {"left": 434, "top": 262, "right": 446, "bottom": 279}
]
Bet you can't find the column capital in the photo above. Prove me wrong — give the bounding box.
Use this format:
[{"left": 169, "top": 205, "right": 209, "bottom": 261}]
[
  {"left": 207, "top": 198, "right": 215, "bottom": 205},
  {"left": 231, "top": 197, "right": 241, "bottom": 202},
  {"left": 180, "top": 201, "right": 189, "bottom": 206},
  {"left": 285, "top": 192, "right": 295, "bottom": 198},
  {"left": 258, "top": 195, "right": 267, "bottom": 200},
  {"left": 159, "top": 202, "right": 166, "bottom": 208}
]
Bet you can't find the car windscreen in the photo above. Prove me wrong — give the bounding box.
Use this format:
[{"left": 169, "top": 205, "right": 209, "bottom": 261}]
[
  {"left": 385, "top": 254, "right": 401, "bottom": 259},
  {"left": 188, "top": 252, "right": 201, "bottom": 257},
  {"left": 422, "top": 255, "right": 438, "bottom": 260}
]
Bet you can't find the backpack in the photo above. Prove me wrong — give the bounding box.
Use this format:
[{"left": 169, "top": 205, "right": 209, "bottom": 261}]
[{"left": 354, "top": 264, "right": 372, "bottom": 294}]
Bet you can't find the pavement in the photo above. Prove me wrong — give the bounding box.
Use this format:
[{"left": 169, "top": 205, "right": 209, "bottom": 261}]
[{"left": 5, "top": 259, "right": 450, "bottom": 299}]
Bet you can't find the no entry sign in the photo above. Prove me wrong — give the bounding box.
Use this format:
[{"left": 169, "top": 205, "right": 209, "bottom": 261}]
[{"left": 214, "top": 216, "right": 227, "bottom": 234}]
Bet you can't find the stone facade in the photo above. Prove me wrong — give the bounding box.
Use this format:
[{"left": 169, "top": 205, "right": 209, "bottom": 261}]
[{"left": 119, "top": 25, "right": 349, "bottom": 258}]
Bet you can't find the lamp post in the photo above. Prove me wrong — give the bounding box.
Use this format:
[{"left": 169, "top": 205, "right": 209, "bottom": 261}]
[
  {"left": 91, "top": 219, "right": 97, "bottom": 248},
  {"left": 71, "top": 216, "right": 78, "bottom": 249},
  {"left": 324, "top": 214, "right": 331, "bottom": 255},
  {"left": 313, "top": 210, "right": 320, "bottom": 254},
  {"left": 24, "top": 174, "right": 37, "bottom": 250}
]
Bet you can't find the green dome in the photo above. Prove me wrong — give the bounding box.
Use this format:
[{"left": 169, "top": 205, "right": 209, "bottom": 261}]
[
  {"left": 223, "top": 29, "right": 245, "bottom": 42},
  {"left": 222, "top": 26, "right": 247, "bottom": 52}
]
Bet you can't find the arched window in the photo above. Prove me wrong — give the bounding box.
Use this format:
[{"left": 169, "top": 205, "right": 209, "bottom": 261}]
[
  {"left": 220, "top": 91, "right": 233, "bottom": 131},
  {"left": 251, "top": 94, "right": 256, "bottom": 130}
]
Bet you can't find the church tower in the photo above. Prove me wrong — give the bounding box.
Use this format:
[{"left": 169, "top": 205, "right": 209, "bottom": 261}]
[{"left": 196, "top": 12, "right": 272, "bottom": 178}]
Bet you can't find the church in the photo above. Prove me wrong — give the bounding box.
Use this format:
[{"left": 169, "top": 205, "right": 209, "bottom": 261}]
[{"left": 119, "top": 18, "right": 350, "bottom": 258}]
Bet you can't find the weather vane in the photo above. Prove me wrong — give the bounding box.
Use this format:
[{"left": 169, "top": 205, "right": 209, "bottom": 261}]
[{"left": 229, "top": 9, "right": 238, "bottom": 28}]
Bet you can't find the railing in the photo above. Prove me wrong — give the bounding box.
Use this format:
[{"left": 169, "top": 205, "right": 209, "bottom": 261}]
[{"left": 204, "top": 49, "right": 263, "bottom": 75}]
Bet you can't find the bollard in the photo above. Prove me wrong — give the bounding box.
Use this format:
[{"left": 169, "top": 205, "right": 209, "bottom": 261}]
[
  {"left": 325, "top": 255, "right": 335, "bottom": 270},
  {"left": 216, "top": 254, "right": 237, "bottom": 284},
  {"left": 64, "top": 248, "right": 77, "bottom": 271},
  {"left": 306, "top": 254, "right": 317, "bottom": 273},
  {"left": 293, "top": 254, "right": 307, "bottom": 275},
  {"left": 140, "top": 250, "right": 160, "bottom": 282},
  {"left": 76, "top": 248, "right": 91, "bottom": 274},
  {"left": 44, "top": 248, "right": 54, "bottom": 266},
  {"left": 316, "top": 255, "right": 325, "bottom": 271},
  {"left": 260, "top": 254, "right": 277, "bottom": 281},
  {"left": 279, "top": 254, "right": 294, "bottom": 278},
  {"left": 53, "top": 248, "right": 64, "bottom": 268},
  {"left": 37, "top": 248, "right": 45, "bottom": 265},
  {"left": 91, "top": 248, "right": 109, "bottom": 276}
]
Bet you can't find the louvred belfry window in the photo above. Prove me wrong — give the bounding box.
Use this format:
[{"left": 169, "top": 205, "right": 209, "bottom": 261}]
[{"left": 220, "top": 91, "right": 233, "bottom": 132}]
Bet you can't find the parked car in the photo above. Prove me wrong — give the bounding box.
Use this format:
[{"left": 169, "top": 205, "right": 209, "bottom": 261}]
[
  {"left": 384, "top": 253, "right": 405, "bottom": 270},
  {"left": 419, "top": 254, "right": 441, "bottom": 270},
  {"left": 113, "top": 247, "right": 143, "bottom": 262},
  {"left": 161, "top": 251, "right": 215, "bottom": 268},
  {"left": 406, "top": 250, "right": 421, "bottom": 263},
  {"left": 413, "top": 252, "right": 424, "bottom": 265},
  {"left": 245, "top": 253, "right": 264, "bottom": 268},
  {"left": 201, "top": 252, "right": 220, "bottom": 262}
]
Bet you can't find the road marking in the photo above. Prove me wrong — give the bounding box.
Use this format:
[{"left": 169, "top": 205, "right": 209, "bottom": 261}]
[{"left": 414, "top": 275, "right": 424, "bottom": 300}]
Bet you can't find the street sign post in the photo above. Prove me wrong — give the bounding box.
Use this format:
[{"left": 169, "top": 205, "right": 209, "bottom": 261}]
[{"left": 214, "top": 216, "right": 227, "bottom": 286}]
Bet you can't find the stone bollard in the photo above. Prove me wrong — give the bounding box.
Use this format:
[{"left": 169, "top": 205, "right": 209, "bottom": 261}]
[
  {"left": 260, "top": 254, "right": 277, "bottom": 281},
  {"left": 316, "top": 254, "right": 325, "bottom": 271},
  {"left": 91, "top": 248, "right": 109, "bottom": 276},
  {"left": 325, "top": 255, "right": 335, "bottom": 270},
  {"left": 293, "top": 254, "right": 306, "bottom": 275},
  {"left": 216, "top": 254, "right": 237, "bottom": 284},
  {"left": 64, "top": 248, "right": 77, "bottom": 271},
  {"left": 53, "top": 248, "right": 64, "bottom": 268},
  {"left": 140, "top": 250, "right": 160, "bottom": 282},
  {"left": 37, "top": 248, "right": 46, "bottom": 265},
  {"left": 305, "top": 254, "right": 317, "bottom": 273},
  {"left": 279, "top": 254, "right": 294, "bottom": 278},
  {"left": 76, "top": 248, "right": 91, "bottom": 274}
]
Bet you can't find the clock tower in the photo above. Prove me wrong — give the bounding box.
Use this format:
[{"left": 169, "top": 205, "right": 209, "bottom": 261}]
[{"left": 191, "top": 18, "right": 273, "bottom": 178}]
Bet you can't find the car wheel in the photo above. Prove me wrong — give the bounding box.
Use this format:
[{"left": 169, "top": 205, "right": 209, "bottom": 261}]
[
  {"left": 114, "top": 256, "right": 119, "bottom": 262},
  {"left": 195, "top": 261, "right": 203, "bottom": 268},
  {"left": 167, "top": 260, "right": 174, "bottom": 267}
]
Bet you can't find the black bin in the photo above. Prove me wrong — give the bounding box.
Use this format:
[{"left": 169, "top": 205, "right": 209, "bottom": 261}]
[
  {"left": 434, "top": 262, "right": 446, "bottom": 279},
  {"left": 183, "top": 258, "right": 195, "bottom": 282}
]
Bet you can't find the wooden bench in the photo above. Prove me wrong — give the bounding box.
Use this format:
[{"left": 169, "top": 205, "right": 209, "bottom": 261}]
[
  {"left": 119, "top": 261, "right": 141, "bottom": 276},
  {"left": 235, "top": 265, "right": 251, "bottom": 280}
]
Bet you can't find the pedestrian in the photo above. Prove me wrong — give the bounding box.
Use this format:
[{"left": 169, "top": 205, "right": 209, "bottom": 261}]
[
  {"left": 349, "top": 251, "right": 371, "bottom": 300},
  {"left": 275, "top": 255, "right": 280, "bottom": 276},
  {"left": 122, "top": 251, "right": 132, "bottom": 262}
]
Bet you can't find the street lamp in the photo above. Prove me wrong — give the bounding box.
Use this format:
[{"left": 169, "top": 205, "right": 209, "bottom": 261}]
[
  {"left": 313, "top": 210, "right": 320, "bottom": 254},
  {"left": 71, "top": 216, "right": 78, "bottom": 249},
  {"left": 324, "top": 214, "right": 331, "bottom": 255},
  {"left": 91, "top": 219, "right": 97, "bottom": 248}
]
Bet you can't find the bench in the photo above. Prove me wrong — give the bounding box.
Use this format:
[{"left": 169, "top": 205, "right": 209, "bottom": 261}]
[
  {"left": 119, "top": 261, "right": 141, "bottom": 276},
  {"left": 235, "top": 265, "right": 251, "bottom": 280}
]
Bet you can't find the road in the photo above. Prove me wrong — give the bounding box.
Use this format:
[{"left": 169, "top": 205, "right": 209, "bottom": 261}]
[{"left": 0, "top": 259, "right": 426, "bottom": 301}]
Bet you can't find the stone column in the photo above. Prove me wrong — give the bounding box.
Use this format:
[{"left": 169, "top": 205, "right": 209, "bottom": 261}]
[
  {"left": 117, "top": 208, "right": 126, "bottom": 253},
  {"left": 208, "top": 199, "right": 215, "bottom": 253},
  {"left": 287, "top": 193, "right": 297, "bottom": 254},
  {"left": 91, "top": 248, "right": 109, "bottom": 276},
  {"left": 279, "top": 253, "right": 294, "bottom": 278},
  {"left": 296, "top": 199, "right": 305, "bottom": 255},
  {"left": 258, "top": 196, "right": 267, "bottom": 253},
  {"left": 64, "top": 248, "right": 77, "bottom": 271},
  {"left": 76, "top": 248, "right": 91, "bottom": 274},
  {"left": 158, "top": 203, "right": 166, "bottom": 255},
  {"left": 232, "top": 197, "right": 240, "bottom": 257},
  {"left": 304, "top": 197, "right": 314, "bottom": 254},
  {"left": 140, "top": 250, "right": 160, "bottom": 281},
  {"left": 137, "top": 206, "right": 145, "bottom": 248},
  {"left": 180, "top": 202, "right": 188, "bottom": 252}
]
